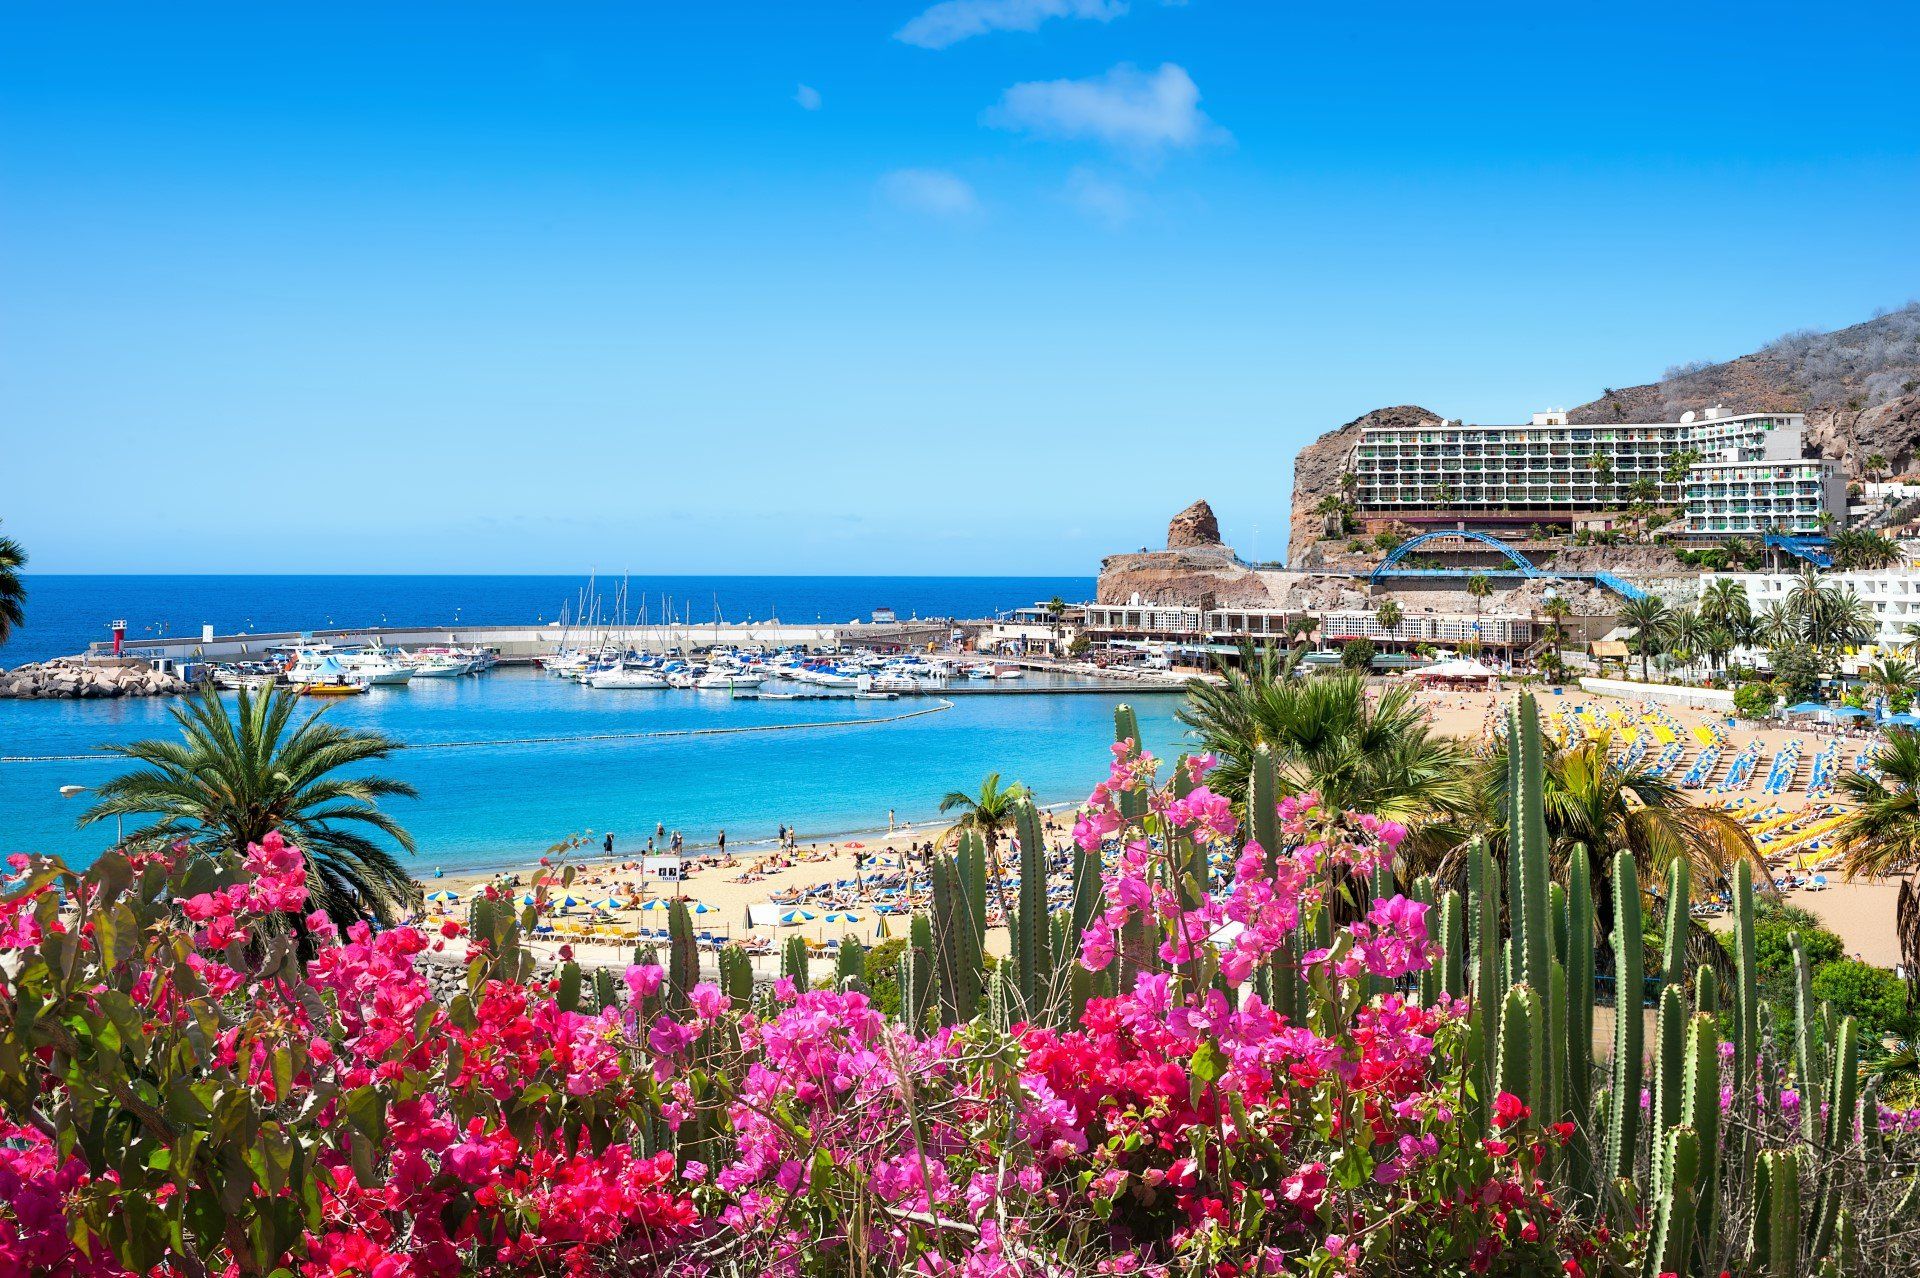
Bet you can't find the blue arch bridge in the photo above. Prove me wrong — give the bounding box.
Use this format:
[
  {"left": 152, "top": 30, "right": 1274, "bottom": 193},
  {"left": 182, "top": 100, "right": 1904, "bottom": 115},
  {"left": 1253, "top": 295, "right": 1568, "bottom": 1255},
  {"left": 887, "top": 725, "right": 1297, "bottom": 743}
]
[{"left": 1367, "top": 530, "right": 1648, "bottom": 602}]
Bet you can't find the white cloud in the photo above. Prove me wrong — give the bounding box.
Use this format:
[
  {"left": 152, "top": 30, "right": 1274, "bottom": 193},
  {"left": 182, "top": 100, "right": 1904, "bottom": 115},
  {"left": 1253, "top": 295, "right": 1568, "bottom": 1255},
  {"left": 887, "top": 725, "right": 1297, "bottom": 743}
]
[
  {"left": 877, "top": 168, "right": 982, "bottom": 219},
  {"left": 985, "top": 62, "right": 1221, "bottom": 153},
  {"left": 793, "top": 83, "right": 822, "bottom": 111},
  {"left": 896, "top": 0, "right": 1127, "bottom": 50},
  {"left": 1064, "top": 166, "right": 1136, "bottom": 226}
]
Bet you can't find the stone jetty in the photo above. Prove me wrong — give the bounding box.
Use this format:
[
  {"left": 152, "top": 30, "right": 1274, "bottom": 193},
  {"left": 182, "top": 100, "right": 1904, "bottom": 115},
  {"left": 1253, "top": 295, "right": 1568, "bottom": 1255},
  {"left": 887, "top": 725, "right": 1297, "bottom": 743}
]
[{"left": 0, "top": 657, "right": 190, "bottom": 700}]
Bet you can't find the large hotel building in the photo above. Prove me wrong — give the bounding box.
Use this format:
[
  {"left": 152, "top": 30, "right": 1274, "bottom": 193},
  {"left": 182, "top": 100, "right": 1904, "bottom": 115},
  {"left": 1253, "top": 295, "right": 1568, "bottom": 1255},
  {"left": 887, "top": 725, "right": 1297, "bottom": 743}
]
[{"left": 1349, "top": 406, "right": 1845, "bottom": 539}]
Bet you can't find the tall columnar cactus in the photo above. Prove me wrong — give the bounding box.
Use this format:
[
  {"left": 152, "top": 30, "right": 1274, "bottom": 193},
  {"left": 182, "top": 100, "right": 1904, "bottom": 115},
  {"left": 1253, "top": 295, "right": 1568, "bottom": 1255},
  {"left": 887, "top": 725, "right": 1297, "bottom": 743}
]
[
  {"left": 1607, "top": 847, "right": 1644, "bottom": 1187},
  {"left": 667, "top": 898, "right": 699, "bottom": 1009},
  {"left": 1790, "top": 931, "right": 1826, "bottom": 1144},
  {"left": 1734, "top": 859, "right": 1761, "bottom": 1093},
  {"left": 1565, "top": 846, "right": 1595, "bottom": 1170},
  {"left": 985, "top": 960, "right": 1015, "bottom": 1032},
  {"left": 956, "top": 832, "right": 988, "bottom": 952},
  {"left": 1496, "top": 983, "right": 1546, "bottom": 1119},
  {"left": 1012, "top": 799, "right": 1054, "bottom": 1021},
  {"left": 718, "top": 943, "right": 754, "bottom": 1005},
  {"left": 898, "top": 914, "right": 935, "bottom": 1029},
  {"left": 1507, "top": 697, "right": 1553, "bottom": 1106},
  {"left": 782, "top": 934, "right": 810, "bottom": 993},
  {"left": 930, "top": 853, "right": 984, "bottom": 1024},
  {"left": 1113, "top": 705, "right": 1147, "bottom": 824},
  {"left": 1466, "top": 837, "right": 1503, "bottom": 1127},
  {"left": 1811, "top": 1016, "right": 1859, "bottom": 1258},
  {"left": 1650, "top": 985, "right": 1686, "bottom": 1189},
  {"left": 1435, "top": 889, "right": 1465, "bottom": 1004},
  {"left": 556, "top": 959, "right": 583, "bottom": 1014},
  {"left": 1762, "top": 1149, "right": 1802, "bottom": 1278},
  {"left": 1644, "top": 1126, "right": 1701, "bottom": 1278},
  {"left": 1680, "top": 1011, "right": 1721, "bottom": 1265},
  {"left": 1661, "top": 857, "right": 1690, "bottom": 995},
  {"left": 836, "top": 936, "right": 866, "bottom": 989}
]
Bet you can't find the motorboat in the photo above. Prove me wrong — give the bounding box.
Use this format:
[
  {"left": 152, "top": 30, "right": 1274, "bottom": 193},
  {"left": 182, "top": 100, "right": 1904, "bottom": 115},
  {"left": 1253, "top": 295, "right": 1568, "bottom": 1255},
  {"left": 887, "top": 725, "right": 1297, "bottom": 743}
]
[
  {"left": 339, "top": 648, "right": 415, "bottom": 686},
  {"left": 301, "top": 680, "right": 368, "bottom": 697},
  {"left": 406, "top": 655, "right": 469, "bottom": 678},
  {"left": 696, "top": 669, "right": 764, "bottom": 690},
  {"left": 590, "top": 663, "right": 670, "bottom": 690}
]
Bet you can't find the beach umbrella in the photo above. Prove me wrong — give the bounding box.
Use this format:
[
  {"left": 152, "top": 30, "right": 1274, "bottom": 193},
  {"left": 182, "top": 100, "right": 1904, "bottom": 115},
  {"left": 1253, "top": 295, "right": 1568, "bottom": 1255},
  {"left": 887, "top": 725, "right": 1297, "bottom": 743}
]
[
  {"left": 560, "top": 895, "right": 580, "bottom": 908},
  {"left": 823, "top": 911, "right": 862, "bottom": 923},
  {"left": 685, "top": 900, "right": 716, "bottom": 914},
  {"left": 590, "top": 897, "right": 623, "bottom": 911},
  {"left": 425, "top": 890, "right": 459, "bottom": 903},
  {"left": 520, "top": 893, "right": 539, "bottom": 907},
  {"left": 779, "top": 909, "right": 816, "bottom": 925},
  {"left": 874, "top": 913, "right": 891, "bottom": 939},
  {"left": 638, "top": 898, "right": 674, "bottom": 911}
]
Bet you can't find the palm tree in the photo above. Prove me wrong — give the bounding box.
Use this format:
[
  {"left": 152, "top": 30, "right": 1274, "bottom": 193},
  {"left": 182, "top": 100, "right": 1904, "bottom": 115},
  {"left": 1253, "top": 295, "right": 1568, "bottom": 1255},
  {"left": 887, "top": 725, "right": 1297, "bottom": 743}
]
[
  {"left": 1178, "top": 656, "right": 1472, "bottom": 833},
  {"left": 1619, "top": 594, "right": 1675, "bottom": 682},
  {"left": 1466, "top": 573, "right": 1492, "bottom": 616},
  {"left": 1862, "top": 657, "right": 1915, "bottom": 711},
  {"left": 1667, "top": 609, "right": 1705, "bottom": 680},
  {"left": 1865, "top": 453, "right": 1888, "bottom": 484},
  {"left": 1374, "top": 599, "right": 1404, "bottom": 644},
  {"left": 1701, "top": 625, "right": 1735, "bottom": 680},
  {"left": 1478, "top": 733, "right": 1762, "bottom": 920},
  {"left": 1834, "top": 731, "right": 1920, "bottom": 878},
  {"left": 937, "top": 772, "right": 1030, "bottom": 921},
  {"left": 1755, "top": 601, "right": 1799, "bottom": 651},
  {"left": 1541, "top": 595, "right": 1571, "bottom": 648},
  {"left": 80, "top": 684, "right": 417, "bottom": 927},
  {"left": 0, "top": 522, "right": 24, "bottom": 648},
  {"left": 1697, "top": 578, "right": 1752, "bottom": 647}
]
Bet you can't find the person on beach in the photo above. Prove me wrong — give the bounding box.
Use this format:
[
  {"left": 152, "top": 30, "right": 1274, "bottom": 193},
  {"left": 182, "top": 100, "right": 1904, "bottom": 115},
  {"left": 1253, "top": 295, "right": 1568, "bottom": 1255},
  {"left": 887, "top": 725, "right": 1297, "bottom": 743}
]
[
  {"left": 717, "top": 829, "right": 727, "bottom": 856},
  {"left": 604, "top": 833, "right": 614, "bottom": 855}
]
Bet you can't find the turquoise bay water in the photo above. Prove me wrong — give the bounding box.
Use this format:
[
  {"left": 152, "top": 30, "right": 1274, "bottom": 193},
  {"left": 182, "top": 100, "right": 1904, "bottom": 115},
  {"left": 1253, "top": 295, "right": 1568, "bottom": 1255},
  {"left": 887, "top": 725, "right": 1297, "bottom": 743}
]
[{"left": 0, "top": 669, "right": 1192, "bottom": 873}]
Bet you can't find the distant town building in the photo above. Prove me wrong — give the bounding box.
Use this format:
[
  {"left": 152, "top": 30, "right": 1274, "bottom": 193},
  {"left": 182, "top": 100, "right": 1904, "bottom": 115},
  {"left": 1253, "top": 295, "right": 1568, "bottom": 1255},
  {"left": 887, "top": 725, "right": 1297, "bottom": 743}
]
[
  {"left": 1080, "top": 601, "right": 1539, "bottom": 655},
  {"left": 1349, "top": 406, "right": 1843, "bottom": 538}
]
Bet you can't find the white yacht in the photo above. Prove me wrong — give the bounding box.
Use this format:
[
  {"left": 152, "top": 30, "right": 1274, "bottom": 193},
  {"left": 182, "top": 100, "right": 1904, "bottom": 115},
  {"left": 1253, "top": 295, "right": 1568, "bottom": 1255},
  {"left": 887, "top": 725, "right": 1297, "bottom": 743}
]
[
  {"left": 590, "top": 663, "right": 669, "bottom": 690},
  {"left": 339, "top": 648, "right": 415, "bottom": 686}
]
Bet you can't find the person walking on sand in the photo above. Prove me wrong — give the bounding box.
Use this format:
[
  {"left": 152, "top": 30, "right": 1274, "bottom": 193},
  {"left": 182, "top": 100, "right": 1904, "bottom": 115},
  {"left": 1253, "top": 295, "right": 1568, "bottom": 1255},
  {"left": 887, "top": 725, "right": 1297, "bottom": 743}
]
[{"left": 888, "top": 808, "right": 895, "bottom": 834}]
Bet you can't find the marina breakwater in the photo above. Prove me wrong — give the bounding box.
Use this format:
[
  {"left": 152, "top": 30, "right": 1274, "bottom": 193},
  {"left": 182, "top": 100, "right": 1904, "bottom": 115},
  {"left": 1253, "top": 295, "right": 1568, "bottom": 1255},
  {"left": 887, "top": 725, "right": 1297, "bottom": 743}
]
[
  {"left": 82, "top": 618, "right": 959, "bottom": 667},
  {"left": 0, "top": 657, "right": 189, "bottom": 701}
]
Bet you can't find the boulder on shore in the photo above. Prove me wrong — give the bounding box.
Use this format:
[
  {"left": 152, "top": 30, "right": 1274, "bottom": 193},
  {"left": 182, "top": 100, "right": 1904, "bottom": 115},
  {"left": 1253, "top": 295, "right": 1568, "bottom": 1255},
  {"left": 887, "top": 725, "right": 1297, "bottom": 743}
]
[{"left": 0, "top": 657, "right": 190, "bottom": 701}]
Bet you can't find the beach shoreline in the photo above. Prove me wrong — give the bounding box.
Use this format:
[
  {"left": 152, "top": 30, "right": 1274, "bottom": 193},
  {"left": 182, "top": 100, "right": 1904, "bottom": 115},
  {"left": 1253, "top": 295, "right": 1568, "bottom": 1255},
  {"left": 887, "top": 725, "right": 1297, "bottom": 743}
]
[{"left": 409, "top": 682, "right": 1913, "bottom": 975}]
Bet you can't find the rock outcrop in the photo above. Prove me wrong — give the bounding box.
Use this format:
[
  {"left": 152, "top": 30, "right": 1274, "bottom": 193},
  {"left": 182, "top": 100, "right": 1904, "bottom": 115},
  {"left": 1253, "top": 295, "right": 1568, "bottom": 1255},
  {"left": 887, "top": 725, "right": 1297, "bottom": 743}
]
[
  {"left": 1166, "top": 500, "right": 1223, "bottom": 550},
  {"left": 1100, "top": 500, "right": 1270, "bottom": 607},
  {"left": 0, "top": 657, "right": 190, "bottom": 700}
]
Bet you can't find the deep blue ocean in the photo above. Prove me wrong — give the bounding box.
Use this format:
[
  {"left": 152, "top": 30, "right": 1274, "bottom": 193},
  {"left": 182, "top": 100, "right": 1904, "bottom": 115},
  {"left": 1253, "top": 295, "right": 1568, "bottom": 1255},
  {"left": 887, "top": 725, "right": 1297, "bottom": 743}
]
[{"left": 0, "top": 576, "right": 1197, "bottom": 876}]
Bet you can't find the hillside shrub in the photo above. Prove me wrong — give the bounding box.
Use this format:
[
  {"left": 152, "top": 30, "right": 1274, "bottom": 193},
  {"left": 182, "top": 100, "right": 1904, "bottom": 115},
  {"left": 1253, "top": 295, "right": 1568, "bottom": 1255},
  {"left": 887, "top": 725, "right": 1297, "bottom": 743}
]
[
  {"left": 1813, "top": 959, "right": 1918, "bottom": 1049},
  {"left": 1733, "top": 680, "right": 1777, "bottom": 720}
]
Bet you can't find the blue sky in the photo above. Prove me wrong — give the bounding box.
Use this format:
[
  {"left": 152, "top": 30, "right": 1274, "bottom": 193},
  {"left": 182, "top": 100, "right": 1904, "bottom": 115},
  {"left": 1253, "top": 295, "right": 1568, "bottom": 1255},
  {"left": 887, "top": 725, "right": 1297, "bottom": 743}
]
[{"left": 4, "top": 1, "right": 1916, "bottom": 573}]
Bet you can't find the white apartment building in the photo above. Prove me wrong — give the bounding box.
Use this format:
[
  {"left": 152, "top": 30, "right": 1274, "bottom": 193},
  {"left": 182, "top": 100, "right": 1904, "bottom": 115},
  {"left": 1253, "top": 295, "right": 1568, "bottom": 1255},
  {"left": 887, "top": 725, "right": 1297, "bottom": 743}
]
[
  {"left": 1704, "top": 561, "right": 1920, "bottom": 649},
  {"left": 1080, "top": 602, "right": 1537, "bottom": 651},
  {"left": 1350, "top": 406, "right": 1841, "bottom": 538}
]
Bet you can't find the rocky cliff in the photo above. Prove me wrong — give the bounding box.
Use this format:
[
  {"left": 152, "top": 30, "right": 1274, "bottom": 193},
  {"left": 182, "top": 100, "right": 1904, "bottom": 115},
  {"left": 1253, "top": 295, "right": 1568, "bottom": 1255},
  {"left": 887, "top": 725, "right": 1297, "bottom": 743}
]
[
  {"left": 1286, "top": 405, "right": 1441, "bottom": 566},
  {"left": 1570, "top": 304, "right": 1920, "bottom": 475}
]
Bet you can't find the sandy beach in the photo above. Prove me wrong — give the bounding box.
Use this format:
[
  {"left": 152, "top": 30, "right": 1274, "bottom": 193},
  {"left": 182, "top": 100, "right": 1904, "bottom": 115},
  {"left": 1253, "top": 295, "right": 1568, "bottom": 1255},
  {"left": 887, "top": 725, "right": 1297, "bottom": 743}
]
[{"left": 412, "top": 683, "right": 1911, "bottom": 972}]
